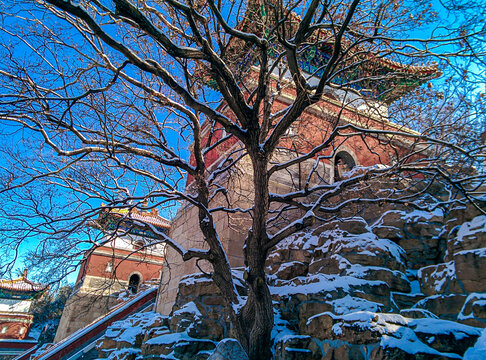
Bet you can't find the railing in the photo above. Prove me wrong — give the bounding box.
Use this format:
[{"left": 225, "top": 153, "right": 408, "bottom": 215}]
[{"left": 14, "top": 286, "right": 157, "bottom": 360}]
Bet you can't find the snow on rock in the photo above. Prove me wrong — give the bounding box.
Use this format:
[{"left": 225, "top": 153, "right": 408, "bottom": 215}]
[
  {"left": 413, "top": 294, "right": 468, "bottom": 321},
  {"left": 274, "top": 231, "right": 320, "bottom": 251},
  {"left": 271, "top": 308, "right": 296, "bottom": 343},
  {"left": 272, "top": 261, "right": 309, "bottom": 280},
  {"left": 400, "top": 308, "right": 439, "bottom": 319},
  {"left": 464, "top": 328, "right": 486, "bottom": 360},
  {"left": 145, "top": 331, "right": 194, "bottom": 346},
  {"left": 269, "top": 273, "right": 388, "bottom": 299},
  {"left": 328, "top": 294, "right": 383, "bottom": 315},
  {"left": 344, "top": 263, "right": 411, "bottom": 293},
  {"left": 378, "top": 331, "right": 461, "bottom": 359},
  {"left": 208, "top": 338, "right": 248, "bottom": 360},
  {"left": 450, "top": 215, "right": 486, "bottom": 255},
  {"left": 373, "top": 209, "right": 443, "bottom": 230},
  {"left": 315, "top": 229, "right": 406, "bottom": 271},
  {"left": 459, "top": 293, "right": 486, "bottom": 327},
  {"left": 274, "top": 334, "right": 321, "bottom": 359},
  {"left": 96, "top": 311, "right": 168, "bottom": 355},
  {"left": 103, "top": 347, "right": 141, "bottom": 360},
  {"left": 401, "top": 208, "right": 444, "bottom": 223},
  {"left": 454, "top": 247, "right": 486, "bottom": 293},
  {"left": 142, "top": 330, "right": 215, "bottom": 359},
  {"left": 418, "top": 261, "right": 461, "bottom": 296},
  {"left": 410, "top": 318, "right": 482, "bottom": 355},
  {"left": 172, "top": 301, "right": 202, "bottom": 318},
  {"left": 410, "top": 317, "right": 481, "bottom": 339},
  {"left": 304, "top": 310, "right": 479, "bottom": 357}
]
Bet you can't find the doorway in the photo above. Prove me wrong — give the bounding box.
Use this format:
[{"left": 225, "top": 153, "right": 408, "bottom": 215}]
[{"left": 128, "top": 274, "right": 141, "bottom": 294}]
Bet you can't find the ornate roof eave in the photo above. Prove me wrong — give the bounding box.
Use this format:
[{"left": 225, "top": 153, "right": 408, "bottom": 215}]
[
  {"left": 95, "top": 206, "right": 171, "bottom": 239},
  {"left": 212, "top": 0, "right": 441, "bottom": 102},
  {"left": 0, "top": 270, "right": 47, "bottom": 297}
]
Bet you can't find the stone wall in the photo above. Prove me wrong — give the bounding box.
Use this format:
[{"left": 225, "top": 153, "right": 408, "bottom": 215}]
[
  {"left": 122, "top": 198, "right": 486, "bottom": 360},
  {"left": 156, "top": 155, "right": 254, "bottom": 315},
  {"left": 54, "top": 288, "right": 119, "bottom": 342}
]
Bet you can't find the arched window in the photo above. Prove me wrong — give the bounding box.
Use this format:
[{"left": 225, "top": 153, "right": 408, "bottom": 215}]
[
  {"left": 334, "top": 151, "right": 356, "bottom": 181},
  {"left": 128, "top": 274, "right": 141, "bottom": 294},
  {"left": 133, "top": 240, "right": 145, "bottom": 250}
]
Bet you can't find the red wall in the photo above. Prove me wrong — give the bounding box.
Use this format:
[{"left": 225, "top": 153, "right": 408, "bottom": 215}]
[
  {"left": 188, "top": 83, "right": 415, "bottom": 187},
  {"left": 77, "top": 247, "right": 164, "bottom": 285},
  {"left": 0, "top": 314, "right": 33, "bottom": 340}
]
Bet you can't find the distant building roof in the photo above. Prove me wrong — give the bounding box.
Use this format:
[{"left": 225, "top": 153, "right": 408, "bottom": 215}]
[
  {"left": 0, "top": 270, "right": 46, "bottom": 298},
  {"left": 96, "top": 205, "right": 171, "bottom": 239}
]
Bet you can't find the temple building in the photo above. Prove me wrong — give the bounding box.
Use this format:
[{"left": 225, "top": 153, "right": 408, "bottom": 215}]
[
  {"left": 0, "top": 270, "right": 45, "bottom": 340},
  {"left": 0, "top": 270, "right": 46, "bottom": 358},
  {"left": 155, "top": 1, "right": 441, "bottom": 314},
  {"left": 54, "top": 207, "right": 170, "bottom": 342}
]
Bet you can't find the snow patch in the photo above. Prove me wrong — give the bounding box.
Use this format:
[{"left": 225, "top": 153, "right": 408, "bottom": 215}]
[
  {"left": 418, "top": 261, "right": 456, "bottom": 293},
  {"left": 456, "top": 216, "right": 486, "bottom": 244},
  {"left": 328, "top": 295, "right": 382, "bottom": 315},
  {"left": 172, "top": 301, "right": 202, "bottom": 317},
  {"left": 409, "top": 318, "right": 482, "bottom": 339},
  {"left": 459, "top": 293, "right": 486, "bottom": 320},
  {"left": 401, "top": 209, "right": 444, "bottom": 222},
  {"left": 269, "top": 273, "right": 387, "bottom": 297},
  {"left": 455, "top": 247, "right": 486, "bottom": 257},
  {"left": 464, "top": 328, "right": 486, "bottom": 360}
]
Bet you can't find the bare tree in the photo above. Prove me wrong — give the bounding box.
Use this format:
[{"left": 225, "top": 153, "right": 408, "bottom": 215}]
[{"left": 0, "top": 0, "right": 484, "bottom": 358}]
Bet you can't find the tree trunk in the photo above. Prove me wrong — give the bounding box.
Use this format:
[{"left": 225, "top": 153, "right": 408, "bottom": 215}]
[{"left": 241, "top": 151, "right": 274, "bottom": 360}]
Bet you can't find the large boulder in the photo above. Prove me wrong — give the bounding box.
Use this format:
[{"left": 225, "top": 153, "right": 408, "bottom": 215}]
[
  {"left": 447, "top": 215, "right": 486, "bottom": 257},
  {"left": 414, "top": 294, "right": 467, "bottom": 321},
  {"left": 274, "top": 261, "right": 309, "bottom": 280},
  {"left": 372, "top": 209, "right": 446, "bottom": 270},
  {"left": 274, "top": 335, "right": 321, "bottom": 360},
  {"left": 418, "top": 262, "right": 464, "bottom": 296},
  {"left": 304, "top": 311, "right": 480, "bottom": 359},
  {"left": 208, "top": 338, "right": 248, "bottom": 360},
  {"left": 345, "top": 266, "right": 411, "bottom": 293},
  {"left": 314, "top": 230, "right": 406, "bottom": 272},
  {"left": 391, "top": 292, "right": 426, "bottom": 310},
  {"left": 454, "top": 248, "right": 486, "bottom": 293},
  {"left": 270, "top": 273, "right": 392, "bottom": 328},
  {"left": 170, "top": 301, "right": 204, "bottom": 333},
  {"left": 410, "top": 318, "right": 482, "bottom": 355},
  {"left": 459, "top": 293, "right": 486, "bottom": 328}
]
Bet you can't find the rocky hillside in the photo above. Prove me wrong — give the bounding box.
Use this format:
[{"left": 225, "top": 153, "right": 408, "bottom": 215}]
[{"left": 95, "top": 200, "right": 486, "bottom": 359}]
